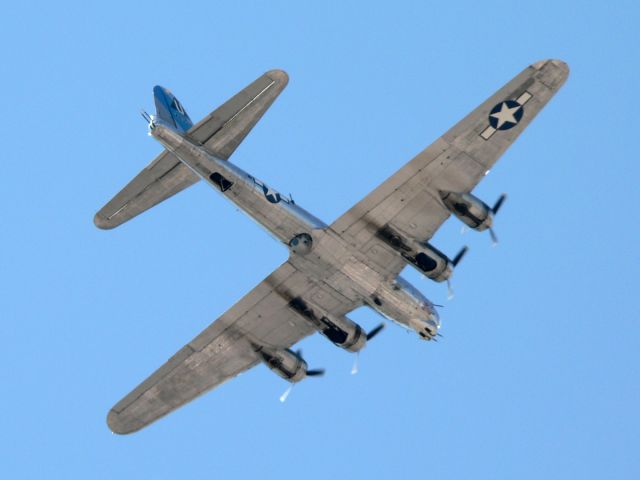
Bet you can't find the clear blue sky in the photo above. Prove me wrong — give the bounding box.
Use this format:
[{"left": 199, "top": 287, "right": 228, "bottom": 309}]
[{"left": 2, "top": 1, "right": 639, "bottom": 478}]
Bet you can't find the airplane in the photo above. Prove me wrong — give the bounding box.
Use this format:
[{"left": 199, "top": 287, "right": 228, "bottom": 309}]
[{"left": 95, "top": 60, "right": 569, "bottom": 434}]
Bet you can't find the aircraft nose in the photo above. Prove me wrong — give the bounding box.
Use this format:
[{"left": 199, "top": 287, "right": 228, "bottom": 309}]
[{"left": 425, "top": 302, "right": 439, "bottom": 323}]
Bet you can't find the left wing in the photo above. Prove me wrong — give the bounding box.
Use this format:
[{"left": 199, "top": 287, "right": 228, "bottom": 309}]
[
  {"left": 330, "top": 59, "right": 569, "bottom": 277},
  {"left": 107, "top": 261, "right": 357, "bottom": 434}
]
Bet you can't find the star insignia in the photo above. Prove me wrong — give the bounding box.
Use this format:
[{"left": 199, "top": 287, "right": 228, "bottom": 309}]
[
  {"left": 479, "top": 91, "right": 533, "bottom": 141},
  {"left": 263, "top": 185, "right": 281, "bottom": 203},
  {"left": 488, "top": 100, "right": 524, "bottom": 130}
]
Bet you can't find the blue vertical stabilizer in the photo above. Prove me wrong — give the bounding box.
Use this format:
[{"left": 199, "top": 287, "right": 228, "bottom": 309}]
[{"left": 153, "top": 86, "right": 194, "bottom": 133}]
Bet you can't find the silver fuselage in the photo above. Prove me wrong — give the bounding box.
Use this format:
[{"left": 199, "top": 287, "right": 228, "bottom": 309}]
[{"left": 152, "top": 124, "right": 440, "bottom": 339}]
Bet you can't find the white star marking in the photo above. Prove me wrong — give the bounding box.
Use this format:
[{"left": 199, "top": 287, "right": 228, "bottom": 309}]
[
  {"left": 490, "top": 102, "right": 521, "bottom": 128},
  {"left": 264, "top": 186, "right": 279, "bottom": 200}
]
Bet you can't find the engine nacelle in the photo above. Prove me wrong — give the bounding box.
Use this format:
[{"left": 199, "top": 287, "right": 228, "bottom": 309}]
[
  {"left": 289, "top": 298, "right": 367, "bottom": 352},
  {"left": 408, "top": 243, "right": 453, "bottom": 282},
  {"left": 377, "top": 226, "right": 453, "bottom": 282},
  {"left": 253, "top": 344, "right": 308, "bottom": 383},
  {"left": 440, "top": 191, "right": 493, "bottom": 231}
]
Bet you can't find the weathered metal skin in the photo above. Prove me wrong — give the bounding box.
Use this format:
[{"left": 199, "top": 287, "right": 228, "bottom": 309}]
[
  {"left": 152, "top": 124, "right": 326, "bottom": 244},
  {"left": 377, "top": 225, "right": 454, "bottom": 282},
  {"left": 252, "top": 344, "right": 307, "bottom": 383},
  {"left": 151, "top": 124, "right": 440, "bottom": 340},
  {"left": 440, "top": 191, "right": 493, "bottom": 231},
  {"left": 99, "top": 60, "right": 570, "bottom": 435},
  {"left": 288, "top": 297, "right": 367, "bottom": 352},
  {"left": 288, "top": 233, "right": 313, "bottom": 255},
  {"left": 369, "top": 276, "right": 440, "bottom": 340}
]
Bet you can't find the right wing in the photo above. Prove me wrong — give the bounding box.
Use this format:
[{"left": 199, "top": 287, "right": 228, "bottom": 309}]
[
  {"left": 94, "top": 70, "right": 289, "bottom": 229},
  {"left": 107, "top": 261, "right": 358, "bottom": 435},
  {"left": 330, "top": 60, "right": 569, "bottom": 278}
]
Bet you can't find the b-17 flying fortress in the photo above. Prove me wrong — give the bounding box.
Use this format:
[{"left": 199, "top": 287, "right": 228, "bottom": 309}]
[{"left": 95, "top": 60, "right": 568, "bottom": 434}]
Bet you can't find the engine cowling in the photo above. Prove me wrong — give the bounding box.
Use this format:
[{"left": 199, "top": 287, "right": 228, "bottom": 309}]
[
  {"left": 440, "top": 191, "right": 493, "bottom": 231},
  {"left": 253, "top": 344, "right": 308, "bottom": 383},
  {"left": 377, "top": 226, "right": 454, "bottom": 282},
  {"left": 408, "top": 243, "right": 454, "bottom": 282},
  {"left": 289, "top": 298, "right": 367, "bottom": 352}
]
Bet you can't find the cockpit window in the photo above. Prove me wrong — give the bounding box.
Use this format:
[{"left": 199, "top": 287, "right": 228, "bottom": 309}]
[{"left": 393, "top": 277, "right": 428, "bottom": 305}]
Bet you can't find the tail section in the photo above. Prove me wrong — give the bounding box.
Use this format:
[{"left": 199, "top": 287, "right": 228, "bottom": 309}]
[
  {"left": 94, "top": 70, "right": 289, "bottom": 229},
  {"left": 153, "top": 86, "right": 193, "bottom": 132}
]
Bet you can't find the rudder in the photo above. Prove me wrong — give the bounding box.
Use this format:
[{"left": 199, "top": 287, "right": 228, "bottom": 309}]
[{"left": 153, "top": 86, "right": 194, "bottom": 132}]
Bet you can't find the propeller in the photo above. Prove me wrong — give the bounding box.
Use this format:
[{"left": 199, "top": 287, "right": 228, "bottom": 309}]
[
  {"left": 492, "top": 193, "right": 507, "bottom": 215},
  {"left": 366, "top": 323, "right": 386, "bottom": 341},
  {"left": 351, "top": 354, "right": 360, "bottom": 375},
  {"left": 352, "top": 323, "right": 386, "bottom": 375},
  {"left": 489, "top": 229, "right": 499, "bottom": 246},
  {"left": 295, "top": 349, "right": 325, "bottom": 377},
  {"left": 280, "top": 350, "right": 324, "bottom": 402},
  {"left": 489, "top": 194, "right": 507, "bottom": 246},
  {"left": 451, "top": 246, "right": 469, "bottom": 266},
  {"left": 447, "top": 246, "right": 469, "bottom": 300},
  {"left": 279, "top": 384, "right": 294, "bottom": 403}
]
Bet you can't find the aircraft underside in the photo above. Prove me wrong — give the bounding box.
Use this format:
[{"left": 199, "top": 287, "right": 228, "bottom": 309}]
[
  {"left": 95, "top": 60, "right": 568, "bottom": 433},
  {"left": 151, "top": 123, "right": 441, "bottom": 341}
]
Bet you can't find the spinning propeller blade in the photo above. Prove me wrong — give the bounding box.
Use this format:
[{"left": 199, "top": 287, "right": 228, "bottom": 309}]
[
  {"left": 367, "top": 323, "right": 386, "bottom": 341},
  {"left": 279, "top": 384, "right": 294, "bottom": 403},
  {"left": 489, "top": 228, "right": 499, "bottom": 246},
  {"left": 447, "top": 246, "right": 469, "bottom": 300},
  {"left": 447, "top": 280, "right": 455, "bottom": 300},
  {"left": 488, "top": 194, "right": 506, "bottom": 246},
  {"left": 452, "top": 246, "right": 469, "bottom": 266},
  {"left": 351, "top": 353, "right": 360, "bottom": 375},
  {"left": 295, "top": 349, "right": 325, "bottom": 378},
  {"left": 279, "top": 350, "right": 324, "bottom": 402},
  {"left": 492, "top": 193, "right": 507, "bottom": 214},
  {"left": 352, "top": 323, "right": 386, "bottom": 375}
]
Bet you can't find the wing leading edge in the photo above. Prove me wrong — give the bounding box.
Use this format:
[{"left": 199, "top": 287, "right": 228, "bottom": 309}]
[{"left": 94, "top": 70, "right": 289, "bottom": 230}]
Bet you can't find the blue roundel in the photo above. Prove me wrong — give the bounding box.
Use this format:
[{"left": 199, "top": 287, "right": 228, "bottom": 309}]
[
  {"left": 262, "top": 184, "right": 281, "bottom": 203},
  {"left": 488, "top": 100, "right": 524, "bottom": 130}
]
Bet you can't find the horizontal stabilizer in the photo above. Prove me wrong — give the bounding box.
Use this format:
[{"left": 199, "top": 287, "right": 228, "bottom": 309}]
[
  {"left": 94, "top": 151, "right": 198, "bottom": 229},
  {"left": 188, "top": 69, "right": 288, "bottom": 160}
]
